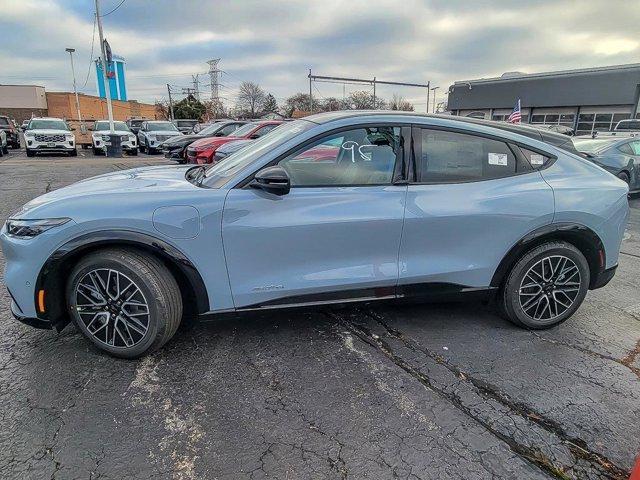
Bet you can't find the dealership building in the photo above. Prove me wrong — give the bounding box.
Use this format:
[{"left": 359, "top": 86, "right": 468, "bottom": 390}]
[{"left": 447, "top": 63, "right": 640, "bottom": 136}]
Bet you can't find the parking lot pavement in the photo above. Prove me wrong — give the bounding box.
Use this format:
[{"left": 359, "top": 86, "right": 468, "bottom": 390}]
[{"left": 0, "top": 152, "right": 638, "bottom": 480}]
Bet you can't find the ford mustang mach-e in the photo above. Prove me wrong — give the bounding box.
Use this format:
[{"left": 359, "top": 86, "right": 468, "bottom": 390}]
[{"left": 1, "top": 111, "right": 629, "bottom": 358}]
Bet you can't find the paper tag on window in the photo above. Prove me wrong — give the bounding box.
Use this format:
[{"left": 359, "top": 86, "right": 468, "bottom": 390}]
[
  {"left": 488, "top": 152, "right": 508, "bottom": 166},
  {"left": 530, "top": 154, "right": 545, "bottom": 166}
]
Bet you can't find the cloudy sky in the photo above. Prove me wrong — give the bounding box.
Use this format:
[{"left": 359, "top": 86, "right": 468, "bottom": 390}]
[{"left": 1, "top": 0, "right": 639, "bottom": 112}]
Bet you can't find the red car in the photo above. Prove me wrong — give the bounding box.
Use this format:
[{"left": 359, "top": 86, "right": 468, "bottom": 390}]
[{"left": 187, "top": 120, "right": 283, "bottom": 164}]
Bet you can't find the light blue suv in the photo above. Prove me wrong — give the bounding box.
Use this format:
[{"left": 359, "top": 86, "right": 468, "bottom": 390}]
[{"left": 1, "top": 112, "right": 629, "bottom": 357}]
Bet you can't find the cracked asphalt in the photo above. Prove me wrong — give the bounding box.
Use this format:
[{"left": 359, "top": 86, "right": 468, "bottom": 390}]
[{"left": 0, "top": 150, "right": 639, "bottom": 479}]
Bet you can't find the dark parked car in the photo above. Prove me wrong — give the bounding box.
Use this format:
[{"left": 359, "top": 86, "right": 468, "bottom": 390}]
[
  {"left": 173, "top": 119, "right": 199, "bottom": 134},
  {"left": 574, "top": 135, "right": 640, "bottom": 193},
  {"left": 0, "top": 115, "right": 20, "bottom": 148},
  {"left": 125, "top": 118, "right": 147, "bottom": 135},
  {"left": 160, "top": 121, "right": 247, "bottom": 163}
]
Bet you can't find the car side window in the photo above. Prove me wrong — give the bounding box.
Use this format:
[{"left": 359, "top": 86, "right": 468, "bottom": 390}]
[
  {"left": 618, "top": 143, "right": 634, "bottom": 155},
  {"left": 518, "top": 147, "right": 551, "bottom": 169},
  {"left": 416, "top": 129, "right": 523, "bottom": 183},
  {"left": 629, "top": 141, "right": 640, "bottom": 155},
  {"left": 278, "top": 126, "right": 402, "bottom": 187}
]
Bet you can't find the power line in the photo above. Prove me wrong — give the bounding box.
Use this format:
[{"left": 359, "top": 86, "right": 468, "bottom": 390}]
[
  {"left": 81, "top": 12, "right": 97, "bottom": 89},
  {"left": 101, "top": 0, "right": 126, "bottom": 16}
]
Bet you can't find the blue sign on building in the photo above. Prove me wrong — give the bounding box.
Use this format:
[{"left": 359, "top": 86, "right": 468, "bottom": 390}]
[{"left": 96, "top": 54, "right": 127, "bottom": 101}]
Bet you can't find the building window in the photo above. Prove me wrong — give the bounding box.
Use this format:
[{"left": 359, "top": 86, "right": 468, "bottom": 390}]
[
  {"left": 531, "top": 113, "right": 574, "bottom": 127},
  {"left": 492, "top": 114, "right": 529, "bottom": 123},
  {"left": 576, "top": 112, "right": 630, "bottom": 136}
]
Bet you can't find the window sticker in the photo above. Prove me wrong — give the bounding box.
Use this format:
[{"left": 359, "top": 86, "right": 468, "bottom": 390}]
[
  {"left": 530, "top": 154, "right": 545, "bottom": 166},
  {"left": 488, "top": 152, "right": 508, "bottom": 166}
]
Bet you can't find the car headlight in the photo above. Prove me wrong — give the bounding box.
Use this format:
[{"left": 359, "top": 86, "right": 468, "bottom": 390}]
[
  {"left": 24, "top": 131, "right": 34, "bottom": 137},
  {"left": 129, "top": 135, "right": 136, "bottom": 142},
  {"left": 148, "top": 134, "right": 156, "bottom": 140},
  {"left": 5, "top": 218, "right": 71, "bottom": 238},
  {"left": 65, "top": 133, "right": 74, "bottom": 139}
]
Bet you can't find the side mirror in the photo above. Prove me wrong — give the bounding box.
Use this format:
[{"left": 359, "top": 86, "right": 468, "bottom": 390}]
[
  {"left": 251, "top": 166, "right": 290, "bottom": 195},
  {"left": 249, "top": 133, "right": 260, "bottom": 139},
  {"left": 70, "top": 128, "right": 76, "bottom": 131}
]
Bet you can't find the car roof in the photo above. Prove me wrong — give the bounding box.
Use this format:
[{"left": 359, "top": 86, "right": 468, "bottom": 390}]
[
  {"left": 30, "top": 117, "right": 66, "bottom": 121},
  {"left": 302, "top": 110, "right": 577, "bottom": 152}
]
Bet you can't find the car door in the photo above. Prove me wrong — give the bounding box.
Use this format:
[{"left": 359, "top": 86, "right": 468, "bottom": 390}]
[
  {"left": 398, "top": 126, "right": 555, "bottom": 293},
  {"left": 222, "top": 125, "right": 409, "bottom": 309}
]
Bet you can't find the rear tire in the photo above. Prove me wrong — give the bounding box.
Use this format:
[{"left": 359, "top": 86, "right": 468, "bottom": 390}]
[
  {"left": 67, "top": 248, "right": 183, "bottom": 358},
  {"left": 499, "top": 241, "right": 589, "bottom": 329}
]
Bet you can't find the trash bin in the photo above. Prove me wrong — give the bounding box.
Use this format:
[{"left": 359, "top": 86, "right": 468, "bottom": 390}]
[{"left": 105, "top": 133, "right": 123, "bottom": 157}]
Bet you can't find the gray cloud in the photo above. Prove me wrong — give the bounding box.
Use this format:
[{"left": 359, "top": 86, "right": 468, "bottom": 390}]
[{"left": 1, "top": 0, "right": 639, "bottom": 112}]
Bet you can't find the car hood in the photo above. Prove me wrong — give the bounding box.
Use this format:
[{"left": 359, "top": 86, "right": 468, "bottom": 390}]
[
  {"left": 163, "top": 134, "right": 201, "bottom": 146},
  {"left": 17, "top": 165, "right": 197, "bottom": 216},
  {"left": 26, "top": 129, "right": 72, "bottom": 135},
  {"left": 191, "top": 136, "right": 239, "bottom": 149},
  {"left": 146, "top": 130, "right": 181, "bottom": 136}
]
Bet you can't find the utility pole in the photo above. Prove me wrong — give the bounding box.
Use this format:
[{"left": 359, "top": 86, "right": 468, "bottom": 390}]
[
  {"left": 308, "top": 68, "right": 313, "bottom": 113},
  {"left": 426, "top": 81, "right": 430, "bottom": 114},
  {"left": 373, "top": 77, "right": 376, "bottom": 109},
  {"left": 167, "top": 84, "right": 175, "bottom": 120},
  {"left": 430, "top": 86, "right": 440, "bottom": 113},
  {"left": 95, "top": 0, "right": 114, "bottom": 134},
  {"left": 65, "top": 47, "right": 85, "bottom": 133}
]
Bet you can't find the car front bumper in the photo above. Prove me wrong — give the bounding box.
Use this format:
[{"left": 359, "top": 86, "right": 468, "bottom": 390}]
[{"left": 10, "top": 298, "right": 52, "bottom": 330}]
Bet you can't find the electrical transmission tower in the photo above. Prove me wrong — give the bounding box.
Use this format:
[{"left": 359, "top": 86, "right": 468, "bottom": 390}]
[
  {"left": 207, "top": 58, "right": 221, "bottom": 102},
  {"left": 192, "top": 74, "right": 200, "bottom": 101}
]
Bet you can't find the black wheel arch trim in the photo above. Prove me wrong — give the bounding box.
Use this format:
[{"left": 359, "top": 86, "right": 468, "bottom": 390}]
[
  {"left": 35, "top": 230, "right": 209, "bottom": 329},
  {"left": 490, "top": 222, "right": 607, "bottom": 290}
]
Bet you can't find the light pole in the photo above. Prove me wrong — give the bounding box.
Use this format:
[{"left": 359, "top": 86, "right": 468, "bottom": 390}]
[
  {"left": 65, "top": 48, "right": 85, "bottom": 133},
  {"left": 430, "top": 86, "right": 440, "bottom": 113},
  {"left": 95, "top": 0, "right": 121, "bottom": 156}
]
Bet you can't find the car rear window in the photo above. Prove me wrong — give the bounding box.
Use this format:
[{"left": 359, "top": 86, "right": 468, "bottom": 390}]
[{"left": 0, "top": 118, "right": 10, "bottom": 126}]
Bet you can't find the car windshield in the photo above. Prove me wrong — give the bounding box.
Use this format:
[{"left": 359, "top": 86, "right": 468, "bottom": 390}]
[
  {"left": 94, "top": 121, "right": 129, "bottom": 132},
  {"left": 231, "top": 123, "right": 261, "bottom": 137},
  {"left": 202, "top": 120, "right": 313, "bottom": 187},
  {"left": 129, "top": 120, "right": 144, "bottom": 126},
  {"left": 0, "top": 118, "right": 9, "bottom": 126},
  {"left": 573, "top": 138, "right": 618, "bottom": 154},
  {"left": 176, "top": 120, "right": 197, "bottom": 127},
  {"left": 28, "top": 119, "right": 69, "bottom": 130},
  {"left": 615, "top": 120, "right": 640, "bottom": 131},
  {"left": 147, "top": 122, "right": 178, "bottom": 132},
  {"left": 199, "top": 123, "right": 229, "bottom": 136}
]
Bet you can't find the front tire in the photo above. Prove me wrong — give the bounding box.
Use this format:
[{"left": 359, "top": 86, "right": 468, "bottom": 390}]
[
  {"left": 69, "top": 148, "right": 78, "bottom": 157},
  {"left": 26, "top": 148, "right": 34, "bottom": 157},
  {"left": 499, "top": 241, "right": 589, "bottom": 329},
  {"left": 67, "top": 248, "right": 183, "bottom": 358}
]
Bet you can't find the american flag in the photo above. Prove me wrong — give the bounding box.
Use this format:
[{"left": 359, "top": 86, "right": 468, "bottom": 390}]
[{"left": 507, "top": 99, "right": 522, "bottom": 124}]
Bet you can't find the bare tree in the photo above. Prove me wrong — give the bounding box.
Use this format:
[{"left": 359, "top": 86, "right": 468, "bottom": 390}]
[
  {"left": 348, "top": 90, "right": 386, "bottom": 110},
  {"left": 283, "top": 93, "right": 312, "bottom": 116},
  {"left": 235, "top": 81, "right": 266, "bottom": 118},
  {"left": 203, "top": 98, "right": 227, "bottom": 120},
  {"left": 389, "top": 94, "right": 415, "bottom": 111}
]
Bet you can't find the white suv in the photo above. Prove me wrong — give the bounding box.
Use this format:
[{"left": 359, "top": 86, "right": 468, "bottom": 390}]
[
  {"left": 24, "top": 117, "right": 76, "bottom": 157},
  {"left": 137, "top": 120, "right": 182, "bottom": 154},
  {"left": 91, "top": 120, "right": 138, "bottom": 155}
]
